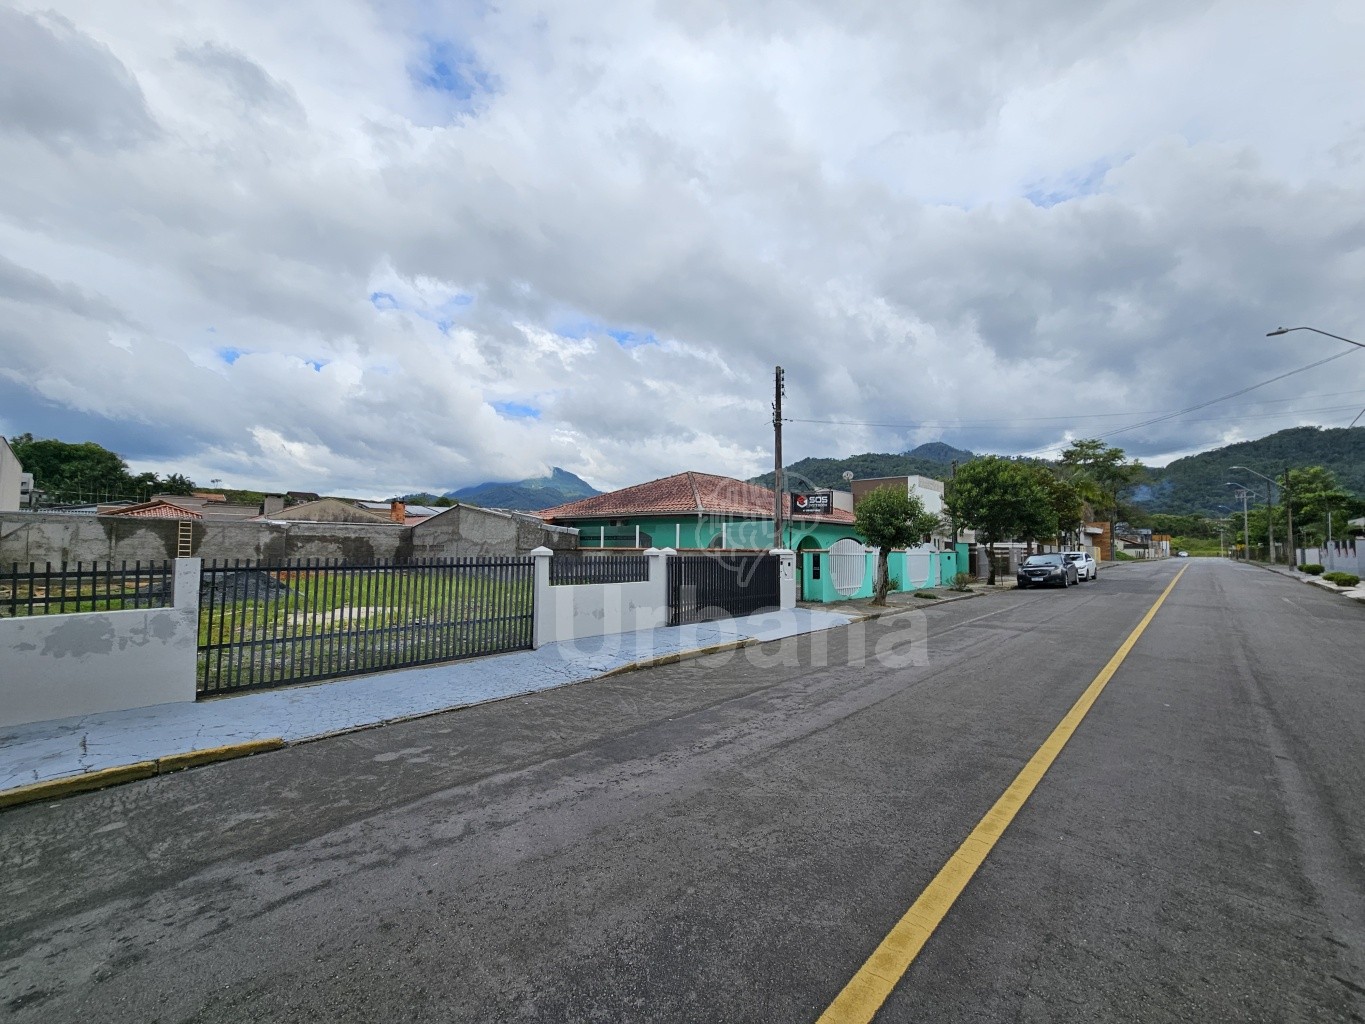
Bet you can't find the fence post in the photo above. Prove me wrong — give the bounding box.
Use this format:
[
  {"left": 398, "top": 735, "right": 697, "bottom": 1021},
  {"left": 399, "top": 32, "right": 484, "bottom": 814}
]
[
  {"left": 172, "top": 557, "right": 202, "bottom": 614},
  {"left": 770, "top": 548, "right": 795, "bottom": 610},
  {"left": 531, "top": 546, "right": 553, "bottom": 648},
  {"left": 649, "top": 547, "right": 673, "bottom": 627}
]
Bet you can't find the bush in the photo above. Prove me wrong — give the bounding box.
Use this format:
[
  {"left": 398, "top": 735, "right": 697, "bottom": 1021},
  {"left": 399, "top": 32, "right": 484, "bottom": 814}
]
[
  {"left": 913, "top": 591, "right": 938, "bottom": 599},
  {"left": 1113, "top": 550, "right": 1136, "bottom": 561},
  {"left": 1299, "top": 563, "right": 1324, "bottom": 575},
  {"left": 949, "top": 572, "right": 973, "bottom": 592},
  {"left": 1322, "top": 572, "right": 1360, "bottom": 587}
]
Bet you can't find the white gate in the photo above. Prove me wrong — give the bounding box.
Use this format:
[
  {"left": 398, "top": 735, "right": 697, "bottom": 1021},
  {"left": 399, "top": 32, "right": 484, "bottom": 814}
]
[{"left": 829, "top": 538, "right": 869, "bottom": 597}]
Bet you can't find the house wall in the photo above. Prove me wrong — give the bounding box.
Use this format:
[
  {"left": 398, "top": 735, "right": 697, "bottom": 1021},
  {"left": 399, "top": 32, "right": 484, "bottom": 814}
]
[
  {"left": 0, "top": 560, "right": 200, "bottom": 729},
  {"left": 566, "top": 515, "right": 861, "bottom": 552},
  {"left": 0, "top": 438, "right": 22, "bottom": 513},
  {"left": 410, "top": 505, "right": 578, "bottom": 559},
  {"left": 801, "top": 548, "right": 958, "bottom": 602}
]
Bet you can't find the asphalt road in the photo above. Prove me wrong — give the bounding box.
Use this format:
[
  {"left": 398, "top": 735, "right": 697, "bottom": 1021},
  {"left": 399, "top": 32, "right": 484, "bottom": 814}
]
[{"left": 2, "top": 560, "right": 1362, "bottom": 1023}]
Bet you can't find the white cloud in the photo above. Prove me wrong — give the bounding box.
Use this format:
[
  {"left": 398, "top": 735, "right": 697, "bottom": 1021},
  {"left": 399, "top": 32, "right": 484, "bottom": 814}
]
[{"left": 1, "top": 0, "right": 1363, "bottom": 497}]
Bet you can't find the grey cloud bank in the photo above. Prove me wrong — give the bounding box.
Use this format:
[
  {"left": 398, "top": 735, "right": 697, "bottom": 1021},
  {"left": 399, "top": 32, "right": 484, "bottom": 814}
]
[{"left": 1, "top": 0, "right": 1362, "bottom": 496}]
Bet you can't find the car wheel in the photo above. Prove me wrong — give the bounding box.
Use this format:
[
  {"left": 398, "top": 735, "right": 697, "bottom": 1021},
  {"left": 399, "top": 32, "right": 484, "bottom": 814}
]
[
  {"left": 1017, "top": 582, "right": 1028, "bottom": 589},
  {"left": 1060, "top": 573, "right": 1069, "bottom": 588}
]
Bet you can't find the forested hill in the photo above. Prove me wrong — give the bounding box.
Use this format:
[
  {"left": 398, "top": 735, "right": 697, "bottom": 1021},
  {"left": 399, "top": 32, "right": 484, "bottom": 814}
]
[
  {"left": 751, "top": 443, "right": 976, "bottom": 490},
  {"left": 755, "top": 427, "right": 1365, "bottom": 515},
  {"left": 1130, "top": 426, "right": 1365, "bottom": 514}
]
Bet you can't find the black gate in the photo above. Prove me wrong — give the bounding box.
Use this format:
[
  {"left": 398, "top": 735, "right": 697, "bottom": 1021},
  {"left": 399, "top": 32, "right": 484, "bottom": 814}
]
[
  {"left": 198, "top": 557, "right": 534, "bottom": 696},
  {"left": 666, "top": 553, "right": 779, "bottom": 626}
]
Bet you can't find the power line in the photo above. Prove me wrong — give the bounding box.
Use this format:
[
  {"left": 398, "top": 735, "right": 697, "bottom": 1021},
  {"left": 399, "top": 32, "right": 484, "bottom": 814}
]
[
  {"left": 1011, "top": 348, "right": 1360, "bottom": 458},
  {"left": 783, "top": 383, "right": 1365, "bottom": 432}
]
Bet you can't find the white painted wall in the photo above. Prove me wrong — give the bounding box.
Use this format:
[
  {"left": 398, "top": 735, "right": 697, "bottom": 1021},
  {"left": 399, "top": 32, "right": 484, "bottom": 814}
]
[
  {"left": 532, "top": 549, "right": 671, "bottom": 647},
  {"left": 0, "top": 437, "right": 22, "bottom": 513},
  {"left": 0, "top": 560, "right": 200, "bottom": 728},
  {"left": 531, "top": 548, "right": 797, "bottom": 648}
]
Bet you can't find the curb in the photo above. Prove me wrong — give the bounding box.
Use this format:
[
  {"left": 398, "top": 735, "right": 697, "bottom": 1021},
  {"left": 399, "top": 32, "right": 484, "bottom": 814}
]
[
  {"left": 0, "top": 738, "right": 285, "bottom": 812},
  {"left": 596, "top": 637, "right": 763, "bottom": 678}
]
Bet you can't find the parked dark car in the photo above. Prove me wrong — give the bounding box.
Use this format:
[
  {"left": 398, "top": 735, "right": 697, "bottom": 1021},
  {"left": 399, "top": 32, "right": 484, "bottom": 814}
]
[{"left": 1017, "top": 553, "right": 1079, "bottom": 588}]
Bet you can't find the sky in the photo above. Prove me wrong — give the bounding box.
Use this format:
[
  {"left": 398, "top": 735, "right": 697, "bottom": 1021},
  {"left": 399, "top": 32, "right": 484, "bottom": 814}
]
[{"left": 2, "top": 0, "right": 1364, "bottom": 498}]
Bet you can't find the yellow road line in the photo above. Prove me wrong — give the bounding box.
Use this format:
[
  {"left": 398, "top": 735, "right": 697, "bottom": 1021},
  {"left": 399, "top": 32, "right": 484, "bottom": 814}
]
[{"left": 816, "top": 564, "right": 1189, "bottom": 1024}]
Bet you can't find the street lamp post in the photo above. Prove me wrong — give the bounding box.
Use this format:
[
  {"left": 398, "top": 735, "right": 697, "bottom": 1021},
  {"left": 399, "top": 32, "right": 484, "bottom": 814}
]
[
  {"left": 1231, "top": 466, "right": 1279, "bottom": 563},
  {"left": 1226, "top": 484, "right": 1255, "bottom": 560},
  {"left": 1216, "top": 505, "right": 1235, "bottom": 558},
  {"left": 1266, "top": 326, "right": 1365, "bottom": 349},
  {"left": 1268, "top": 325, "right": 1365, "bottom": 435}
]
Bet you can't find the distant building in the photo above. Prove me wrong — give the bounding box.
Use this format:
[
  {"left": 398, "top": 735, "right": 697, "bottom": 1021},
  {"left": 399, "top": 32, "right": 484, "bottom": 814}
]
[{"left": 0, "top": 437, "right": 23, "bottom": 512}]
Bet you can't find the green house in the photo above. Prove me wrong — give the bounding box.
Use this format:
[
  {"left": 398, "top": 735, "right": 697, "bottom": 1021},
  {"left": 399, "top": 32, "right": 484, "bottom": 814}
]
[{"left": 539, "top": 471, "right": 866, "bottom": 554}]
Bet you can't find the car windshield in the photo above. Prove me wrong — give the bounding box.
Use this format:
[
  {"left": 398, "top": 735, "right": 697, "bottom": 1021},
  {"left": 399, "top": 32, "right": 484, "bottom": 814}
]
[
  {"left": 1024, "top": 555, "right": 1064, "bottom": 566},
  {"left": 1063, "top": 553, "right": 1082, "bottom": 561}
]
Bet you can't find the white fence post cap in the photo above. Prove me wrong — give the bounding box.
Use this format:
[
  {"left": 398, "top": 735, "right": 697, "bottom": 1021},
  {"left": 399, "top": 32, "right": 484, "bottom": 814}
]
[{"left": 530, "top": 546, "right": 553, "bottom": 556}]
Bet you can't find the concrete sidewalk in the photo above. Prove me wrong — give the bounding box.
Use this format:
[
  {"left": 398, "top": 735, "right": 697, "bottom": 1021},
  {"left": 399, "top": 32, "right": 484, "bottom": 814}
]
[{"left": 0, "top": 607, "right": 856, "bottom": 803}]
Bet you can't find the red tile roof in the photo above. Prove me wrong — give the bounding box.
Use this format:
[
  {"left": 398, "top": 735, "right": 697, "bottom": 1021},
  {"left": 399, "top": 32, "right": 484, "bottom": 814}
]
[
  {"left": 540, "top": 471, "right": 856, "bottom": 524},
  {"left": 102, "top": 500, "right": 203, "bottom": 520}
]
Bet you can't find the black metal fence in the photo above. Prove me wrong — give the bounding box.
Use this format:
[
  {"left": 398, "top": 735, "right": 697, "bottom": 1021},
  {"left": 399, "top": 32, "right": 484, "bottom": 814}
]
[
  {"left": 667, "top": 553, "right": 779, "bottom": 626},
  {"left": 1, "top": 561, "right": 174, "bottom": 618},
  {"left": 549, "top": 554, "right": 651, "bottom": 586},
  {"left": 198, "top": 557, "right": 534, "bottom": 696}
]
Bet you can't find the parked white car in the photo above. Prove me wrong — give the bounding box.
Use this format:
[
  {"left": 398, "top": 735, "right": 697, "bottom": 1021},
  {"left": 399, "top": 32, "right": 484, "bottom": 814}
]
[{"left": 1062, "top": 550, "right": 1098, "bottom": 581}]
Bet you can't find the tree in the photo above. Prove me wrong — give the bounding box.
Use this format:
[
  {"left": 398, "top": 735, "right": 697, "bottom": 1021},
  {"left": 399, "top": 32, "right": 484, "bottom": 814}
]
[
  {"left": 945, "top": 457, "right": 1057, "bottom": 584},
  {"left": 1284, "top": 466, "right": 1359, "bottom": 546},
  {"left": 1036, "top": 468, "right": 1084, "bottom": 546},
  {"left": 9, "top": 436, "right": 134, "bottom": 502},
  {"left": 1060, "top": 439, "right": 1141, "bottom": 543},
  {"left": 161, "top": 473, "right": 196, "bottom": 496},
  {"left": 853, "top": 485, "right": 939, "bottom": 605}
]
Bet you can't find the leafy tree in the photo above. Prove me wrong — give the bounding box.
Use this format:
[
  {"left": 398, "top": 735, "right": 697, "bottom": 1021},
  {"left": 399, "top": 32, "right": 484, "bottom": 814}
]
[
  {"left": 9, "top": 435, "right": 134, "bottom": 502},
  {"left": 945, "top": 457, "right": 1057, "bottom": 584},
  {"left": 1036, "top": 468, "right": 1085, "bottom": 546},
  {"left": 161, "top": 472, "right": 196, "bottom": 496},
  {"left": 1284, "top": 466, "right": 1360, "bottom": 546},
  {"left": 853, "top": 485, "right": 939, "bottom": 605},
  {"left": 1061, "top": 439, "right": 1141, "bottom": 542}
]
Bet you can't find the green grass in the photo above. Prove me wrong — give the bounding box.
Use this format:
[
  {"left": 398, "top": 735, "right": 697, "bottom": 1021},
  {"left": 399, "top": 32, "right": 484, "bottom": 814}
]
[{"left": 197, "top": 569, "right": 533, "bottom": 692}]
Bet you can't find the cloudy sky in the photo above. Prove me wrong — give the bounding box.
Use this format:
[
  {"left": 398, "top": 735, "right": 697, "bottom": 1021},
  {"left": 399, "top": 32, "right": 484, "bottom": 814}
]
[{"left": 2, "top": 0, "right": 1363, "bottom": 497}]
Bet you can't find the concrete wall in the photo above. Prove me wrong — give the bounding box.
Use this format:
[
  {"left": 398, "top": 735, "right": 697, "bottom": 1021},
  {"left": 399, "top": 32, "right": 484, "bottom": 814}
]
[
  {"left": 1, "top": 505, "right": 578, "bottom": 566},
  {"left": 800, "top": 547, "right": 957, "bottom": 602},
  {"left": 411, "top": 505, "right": 578, "bottom": 560},
  {"left": 532, "top": 548, "right": 797, "bottom": 647},
  {"left": 0, "top": 560, "right": 200, "bottom": 729},
  {"left": 1298, "top": 541, "right": 1365, "bottom": 576},
  {"left": 0, "top": 438, "right": 21, "bottom": 513}
]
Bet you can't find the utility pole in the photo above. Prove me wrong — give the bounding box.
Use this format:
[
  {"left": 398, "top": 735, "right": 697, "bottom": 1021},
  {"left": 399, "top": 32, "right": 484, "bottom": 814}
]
[
  {"left": 1237, "top": 488, "right": 1250, "bottom": 559},
  {"left": 773, "top": 366, "right": 785, "bottom": 549},
  {"left": 1283, "top": 467, "right": 1294, "bottom": 566}
]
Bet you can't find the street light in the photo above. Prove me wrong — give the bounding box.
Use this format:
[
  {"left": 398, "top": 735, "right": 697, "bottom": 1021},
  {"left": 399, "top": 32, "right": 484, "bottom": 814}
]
[
  {"left": 1215, "top": 504, "right": 1236, "bottom": 558},
  {"left": 1231, "top": 466, "right": 1277, "bottom": 563},
  {"left": 1266, "top": 326, "right": 1365, "bottom": 349},
  {"left": 1226, "top": 484, "right": 1253, "bottom": 559},
  {"left": 1268, "top": 326, "right": 1365, "bottom": 430}
]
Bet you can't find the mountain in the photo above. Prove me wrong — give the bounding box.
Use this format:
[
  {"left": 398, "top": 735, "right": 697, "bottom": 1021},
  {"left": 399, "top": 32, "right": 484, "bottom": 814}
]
[
  {"left": 446, "top": 467, "right": 601, "bottom": 511},
  {"left": 751, "top": 442, "right": 977, "bottom": 490},
  {"left": 1131, "top": 426, "right": 1365, "bottom": 514},
  {"left": 751, "top": 426, "right": 1365, "bottom": 515}
]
